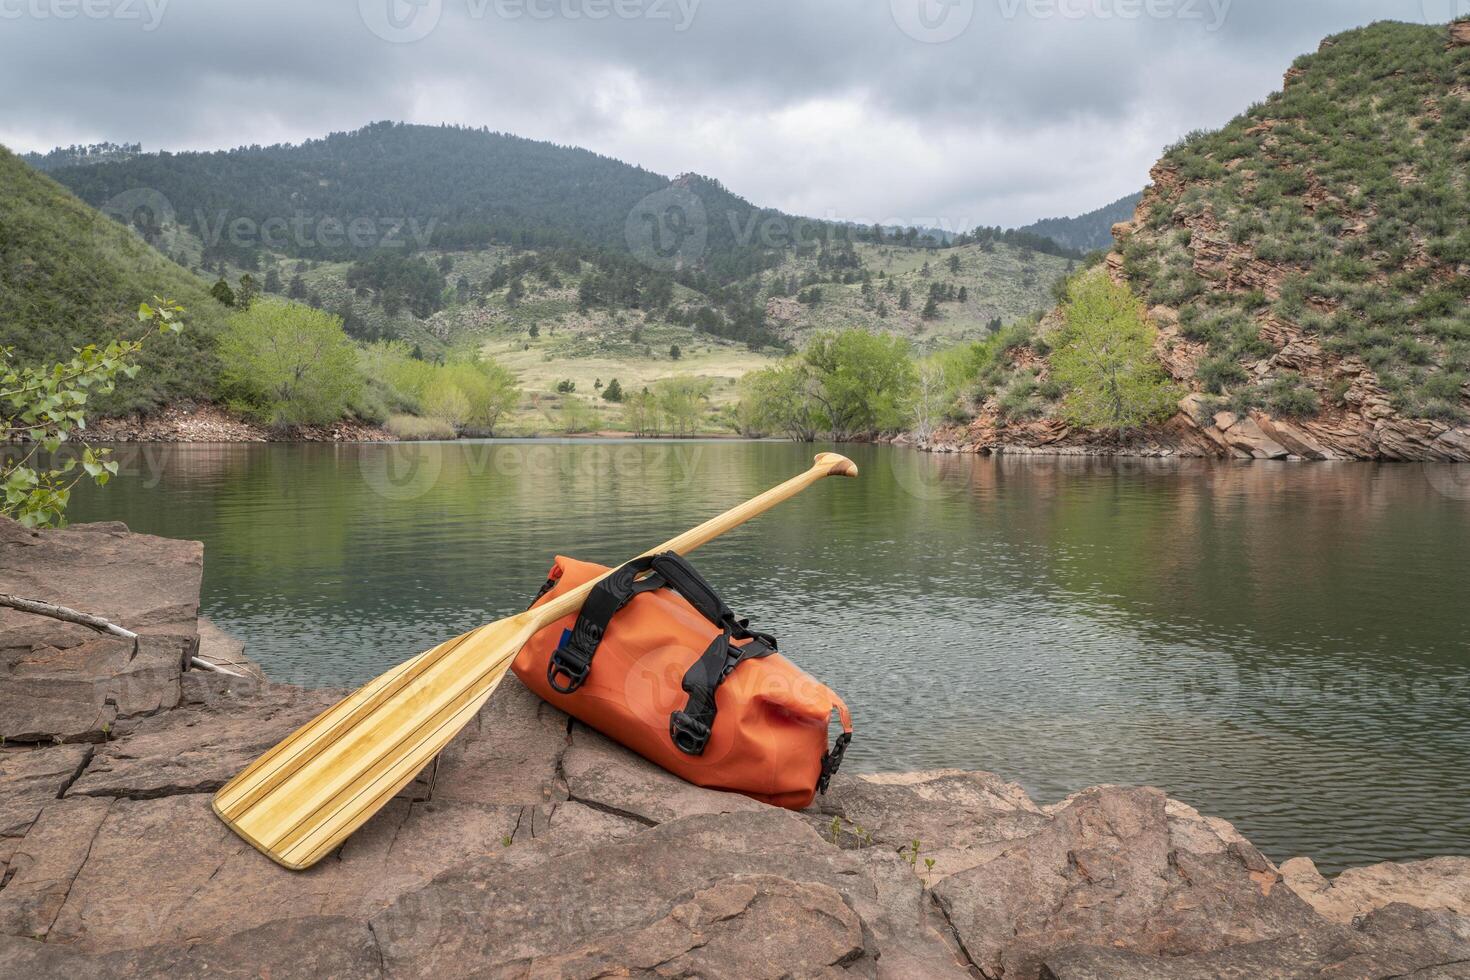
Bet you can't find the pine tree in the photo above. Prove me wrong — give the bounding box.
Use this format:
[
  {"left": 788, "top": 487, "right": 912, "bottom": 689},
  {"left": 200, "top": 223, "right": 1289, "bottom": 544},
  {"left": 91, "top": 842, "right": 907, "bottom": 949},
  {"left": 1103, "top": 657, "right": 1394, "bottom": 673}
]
[
  {"left": 669, "top": 343, "right": 682, "bottom": 361},
  {"left": 602, "top": 378, "right": 624, "bottom": 402},
  {"left": 921, "top": 296, "right": 940, "bottom": 320},
  {"left": 264, "top": 268, "right": 283, "bottom": 293},
  {"left": 288, "top": 275, "right": 307, "bottom": 300},
  {"left": 210, "top": 278, "right": 236, "bottom": 307},
  {"left": 236, "top": 274, "right": 259, "bottom": 310}
]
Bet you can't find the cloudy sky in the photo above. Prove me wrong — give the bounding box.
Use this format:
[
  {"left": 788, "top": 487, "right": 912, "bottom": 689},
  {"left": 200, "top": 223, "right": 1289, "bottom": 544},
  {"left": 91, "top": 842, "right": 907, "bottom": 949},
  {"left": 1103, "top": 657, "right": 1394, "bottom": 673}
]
[{"left": 0, "top": 0, "right": 1459, "bottom": 227}]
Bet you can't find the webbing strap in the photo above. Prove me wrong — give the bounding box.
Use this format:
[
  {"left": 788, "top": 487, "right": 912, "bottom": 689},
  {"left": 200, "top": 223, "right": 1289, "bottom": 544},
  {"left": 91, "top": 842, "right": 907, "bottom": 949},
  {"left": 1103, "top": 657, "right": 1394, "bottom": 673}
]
[
  {"left": 669, "top": 627, "right": 777, "bottom": 756},
  {"left": 546, "top": 556, "right": 664, "bottom": 694}
]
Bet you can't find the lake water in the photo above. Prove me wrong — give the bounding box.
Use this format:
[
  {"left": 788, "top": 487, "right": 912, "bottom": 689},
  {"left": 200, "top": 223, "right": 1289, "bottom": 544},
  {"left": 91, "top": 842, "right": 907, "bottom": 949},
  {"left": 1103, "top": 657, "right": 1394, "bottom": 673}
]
[{"left": 65, "top": 440, "right": 1470, "bottom": 873}]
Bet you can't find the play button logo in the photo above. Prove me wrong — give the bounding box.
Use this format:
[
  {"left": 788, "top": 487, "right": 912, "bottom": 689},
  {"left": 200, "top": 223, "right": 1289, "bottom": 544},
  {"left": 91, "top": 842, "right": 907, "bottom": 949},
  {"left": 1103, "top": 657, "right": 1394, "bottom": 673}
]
[{"left": 360, "top": 0, "right": 442, "bottom": 43}]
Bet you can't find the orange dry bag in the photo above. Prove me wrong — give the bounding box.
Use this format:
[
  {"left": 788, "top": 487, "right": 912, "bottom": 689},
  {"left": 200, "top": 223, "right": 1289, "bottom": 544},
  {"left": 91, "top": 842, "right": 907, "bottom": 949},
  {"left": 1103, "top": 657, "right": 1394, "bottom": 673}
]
[{"left": 512, "top": 552, "right": 852, "bottom": 809}]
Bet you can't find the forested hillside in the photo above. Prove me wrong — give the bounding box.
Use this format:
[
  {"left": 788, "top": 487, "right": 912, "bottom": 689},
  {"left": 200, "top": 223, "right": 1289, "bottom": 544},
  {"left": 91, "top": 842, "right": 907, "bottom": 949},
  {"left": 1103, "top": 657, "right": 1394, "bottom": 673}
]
[
  {"left": 0, "top": 146, "right": 227, "bottom": 412},
  {"left": 45, "top": 123, "right": 824, "bottom": 280},
  {"left": 1017, "top": 193, "right": 1143, "bottom": 254}
]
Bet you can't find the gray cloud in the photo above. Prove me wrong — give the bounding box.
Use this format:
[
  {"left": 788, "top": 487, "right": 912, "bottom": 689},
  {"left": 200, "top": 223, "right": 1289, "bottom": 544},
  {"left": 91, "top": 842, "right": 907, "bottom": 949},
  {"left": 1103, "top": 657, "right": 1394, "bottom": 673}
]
[{"left": 0, "top": 0, "right": 1448, "bottom": 226}]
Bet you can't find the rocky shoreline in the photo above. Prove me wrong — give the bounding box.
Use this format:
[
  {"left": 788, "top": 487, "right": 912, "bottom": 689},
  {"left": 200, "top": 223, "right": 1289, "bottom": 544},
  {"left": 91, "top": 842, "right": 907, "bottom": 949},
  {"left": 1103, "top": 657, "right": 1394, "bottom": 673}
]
[
  {"left": 3, "top": 518, "right": 1469, "bottom": 978},
  {"left": 88, "top": 402, "right": 395, "bottom": 444}
]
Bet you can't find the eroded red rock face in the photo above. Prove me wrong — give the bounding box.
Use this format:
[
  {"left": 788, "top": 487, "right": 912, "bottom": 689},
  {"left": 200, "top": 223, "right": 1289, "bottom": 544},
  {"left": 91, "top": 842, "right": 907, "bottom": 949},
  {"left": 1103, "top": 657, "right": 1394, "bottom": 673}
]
[{"left": 929, "top": 23, "right": 1470, "bottom": 463}]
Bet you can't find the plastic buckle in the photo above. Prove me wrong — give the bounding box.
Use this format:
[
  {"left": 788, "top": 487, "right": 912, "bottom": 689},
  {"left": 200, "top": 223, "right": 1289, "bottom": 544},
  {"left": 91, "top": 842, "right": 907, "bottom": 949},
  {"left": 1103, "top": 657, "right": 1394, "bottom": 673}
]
[
  {"left": 669, "top": 711, "right": 711, "bottom": 756},
  {"left": 817, "top": 732, "right": 852, "bottom": 794},
  {"left": 547, "top": 643, "right": 592, "bottom": 694}
]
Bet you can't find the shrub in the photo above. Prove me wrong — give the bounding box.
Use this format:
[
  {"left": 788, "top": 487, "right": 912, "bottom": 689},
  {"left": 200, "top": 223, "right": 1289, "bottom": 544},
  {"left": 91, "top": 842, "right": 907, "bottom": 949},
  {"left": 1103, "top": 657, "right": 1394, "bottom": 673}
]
[
  {"left": 386, "top": 414, "right": 456, "bottom": 440},
  {"left": 1262, "top": 375, "right": 1321, "bottom": 418},
  {"left": 218, "top": 299, "right": 361, "bottom": 427},
  {"left": 1051, "top": 272, "right": 1180, "bottom": 430},
  {"left": 1197, "top": 356, "right": 1248, "bottom": 394}
]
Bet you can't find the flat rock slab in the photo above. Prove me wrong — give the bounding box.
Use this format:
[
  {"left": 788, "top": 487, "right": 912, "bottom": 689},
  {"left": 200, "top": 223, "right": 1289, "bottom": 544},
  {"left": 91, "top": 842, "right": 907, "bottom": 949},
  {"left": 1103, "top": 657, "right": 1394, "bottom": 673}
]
[
  {"left": 0, "top": 745, "right": 91, "bottom": 838},
  {"left": 812, "top": 768, "right": 1051, "bottom": 881},
  {"left": 0, "top": 916, "right": 383, "bottom": 979},
  {"left": 1043, "top": 904, "right": 1470, "bottom": 979},
  {"left": 1282, "top": 854, "right": 1470, "bottom": 924},
  {"left": 429, "top": 672, "right": 571, "bottom": 806},
  {"left": 66, "top": 684, "right": 344, "bottom": 800},
  {"left": 370, "top": 807, "right": 972, "bottom": 979},
  {"left": 561, "top": 720, "right": 769, "bottom": 825},
  {"left": 932, "top": 785, "right": 1323, "bottom": 980},
  {"left": 1, "top": 519, "right": 203, "bottom": 742}
]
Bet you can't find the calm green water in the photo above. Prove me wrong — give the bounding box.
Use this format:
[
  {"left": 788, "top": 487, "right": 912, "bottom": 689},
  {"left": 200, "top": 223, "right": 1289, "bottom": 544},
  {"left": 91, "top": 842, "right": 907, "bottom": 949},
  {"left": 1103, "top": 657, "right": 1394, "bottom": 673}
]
[{"left": 65, "top": 440, "right": 1470, "bottom": 873}]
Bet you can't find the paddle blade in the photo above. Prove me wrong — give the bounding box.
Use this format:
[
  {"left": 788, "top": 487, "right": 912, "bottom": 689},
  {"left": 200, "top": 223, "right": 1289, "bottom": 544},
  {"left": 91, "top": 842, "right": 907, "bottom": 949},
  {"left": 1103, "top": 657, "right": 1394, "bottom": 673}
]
[{"left": 213, "top": 615, "right": 533, "bottom": 870}]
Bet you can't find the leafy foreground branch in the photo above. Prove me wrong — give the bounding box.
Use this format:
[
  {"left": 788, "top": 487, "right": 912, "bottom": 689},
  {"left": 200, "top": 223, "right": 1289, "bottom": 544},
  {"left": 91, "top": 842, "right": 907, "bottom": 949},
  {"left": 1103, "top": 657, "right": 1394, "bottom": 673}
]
[{"left": 1, "top": 299, "right": 184, "bottom": 527}]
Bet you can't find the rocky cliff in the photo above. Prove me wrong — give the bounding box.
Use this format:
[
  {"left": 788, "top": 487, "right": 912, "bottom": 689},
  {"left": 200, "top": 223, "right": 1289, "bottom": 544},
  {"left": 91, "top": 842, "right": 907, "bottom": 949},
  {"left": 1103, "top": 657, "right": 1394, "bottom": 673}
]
[
  {"left": 3, "top": 519, "right": 1469, "bottom": 978},
  {"left": 932, "top": 21, "right": 1470, "bottom": 462}
]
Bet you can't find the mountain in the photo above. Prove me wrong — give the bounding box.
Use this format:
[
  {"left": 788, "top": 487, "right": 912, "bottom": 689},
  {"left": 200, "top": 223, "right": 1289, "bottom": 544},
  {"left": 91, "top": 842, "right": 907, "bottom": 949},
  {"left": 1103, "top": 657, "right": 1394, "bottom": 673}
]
[
  {"left": 1016, "top": 193, "right": 1142, "bottom": 254},
  {"left": 936, "top": 20, "right": 1470, "bottom": 461},
  {"left": 0, "top": 146, "right": 228, "bottom": 413},
  {"left": 43, "top": 122, "right": 821, "bottom": 280}
]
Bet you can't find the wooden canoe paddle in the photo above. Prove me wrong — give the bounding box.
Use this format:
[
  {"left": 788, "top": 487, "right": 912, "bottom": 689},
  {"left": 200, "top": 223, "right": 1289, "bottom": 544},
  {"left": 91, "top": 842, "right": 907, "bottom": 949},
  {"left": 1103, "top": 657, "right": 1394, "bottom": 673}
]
[{"left": 214, "top": 452, "right": 859, "bottom": 869}]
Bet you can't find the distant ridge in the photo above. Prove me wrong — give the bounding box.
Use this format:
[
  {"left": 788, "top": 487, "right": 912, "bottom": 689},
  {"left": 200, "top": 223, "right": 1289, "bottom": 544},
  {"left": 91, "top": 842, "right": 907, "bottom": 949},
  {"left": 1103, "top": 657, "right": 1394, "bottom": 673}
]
[{"left": 1016, "top": 192, "right": 1142, "bottom": 254}]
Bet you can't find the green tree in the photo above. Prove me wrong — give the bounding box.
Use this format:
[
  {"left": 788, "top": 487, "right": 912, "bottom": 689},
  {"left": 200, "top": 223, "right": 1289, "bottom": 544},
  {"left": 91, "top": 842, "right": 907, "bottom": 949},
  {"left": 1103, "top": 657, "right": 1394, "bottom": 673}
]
[
  {"left": 737, "top": 360, "right": 823, "bottom": 441},
  {"left": 559, "top": 393, "right": 597, "bottom": 433},
  {"left": 2, "top": 300, "right": 183, "bottom": 527},
  {"left": 801, "top": 330, "right": 917, "bottom": 439},
  {"left": 669, "top": 343, "right": 682, "bottom": 361},
  {"left": 653, "top": 376, "right": 711, "bottom": 436},
  {"left": 218, "top": 299, "right": 362, "bottom": 427},
  {"left": 422, "top": 377, "right": 472, "bottom": 428},
  {"left": 1051, "top": 272, "right": 1180, "bottom": 430},
  {"left": 437, "top": 358, "right": 519, "bottom": 434},
  {"left": 921, "top": 296, "right": 940, "bottom": 320},
  {"left": 236, "top": 274, "right": 259, "bottom": 310},
  {"left": 624, "top": 387, "right": 661, "bottom": 437},
  {"left": 287, "top": 275, "right": 307, "bottom": 300},
  {"left": 264, "top": 267, "right": 283, "bottom": 293},
  {"left": 210, "top": 278, "right": 236, "bottom": 307},
  {"left": 602, "top": 377, "right": 624, "bottom": 402}
]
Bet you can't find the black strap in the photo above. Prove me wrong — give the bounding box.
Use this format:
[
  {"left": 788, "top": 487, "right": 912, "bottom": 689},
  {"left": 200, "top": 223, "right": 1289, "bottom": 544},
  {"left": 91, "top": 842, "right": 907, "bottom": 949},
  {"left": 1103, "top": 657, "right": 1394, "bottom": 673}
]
[
  {"left": 817, "top": 732, "right": 851, "bottom": 793},
  {"left": 669, "top": 625, "right": 776, "bottom": 756},
  {"left": 546, "top": 555, "right": 664, "bottom": 694},
  {"left": 543, "top": 553, "right": 779, "bottom": 757}
]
